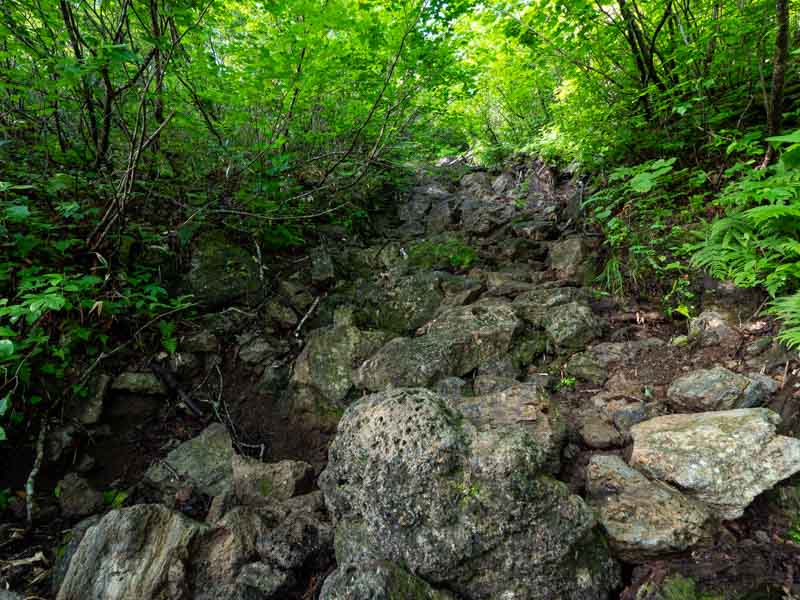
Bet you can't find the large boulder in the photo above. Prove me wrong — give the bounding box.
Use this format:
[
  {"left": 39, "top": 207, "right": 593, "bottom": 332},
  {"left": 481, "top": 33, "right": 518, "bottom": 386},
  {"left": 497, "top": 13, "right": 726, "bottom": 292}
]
[
  {"left": 630, "top": 408, "right": 800, "bottom": 519},
  {"left": 292, "top": 322, "right": 391, "bottom": 404},
  {"left": 57, "top": 496, "right": 333, "bottom": 600},
  {"left": 187, "top": 232, "right": 261, "bottom": 307},
  {"left": 543, "top": 301, "right": 603, "bottom": 350},
  {"left": 454, "top": 382, "right": 566, "bottom": 472},
  {"left": 319, "top": 388, "right": 620, "bottom": 600},
  {"left": 57, "top": 505, "right": 205, "bottom": 600},
  {"left": 355, "top": 299, "right": 521, "bottom": 391},
  {"left": 548, "top": 237, "right": 593, "bottom": 282},
  {"left": 145, "top": 423, "right": 234, "bottom": 498},
  {"left": 321, "top": 561, "right": 454, "bottom": 600},
  {"left": 460, "top": 196, "right": 516, "bottom": 235},
  {"left": 512, "top": 286, "right": 588, "bottom": 327},
  {"left": 688, "top": 310, "right": 741, "bottom": 348},
  {"left": 666, "top": 367, "right": 777, "bottom": 412},
  {"left": 586, "top": 455, "right": 712, "bottom": 561}
]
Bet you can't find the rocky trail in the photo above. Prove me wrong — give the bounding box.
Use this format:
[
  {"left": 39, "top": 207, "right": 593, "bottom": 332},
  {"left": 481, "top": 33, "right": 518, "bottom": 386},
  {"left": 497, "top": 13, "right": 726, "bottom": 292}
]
[{"left": 3, "top": 159, "right": 800, "bottom": 600}]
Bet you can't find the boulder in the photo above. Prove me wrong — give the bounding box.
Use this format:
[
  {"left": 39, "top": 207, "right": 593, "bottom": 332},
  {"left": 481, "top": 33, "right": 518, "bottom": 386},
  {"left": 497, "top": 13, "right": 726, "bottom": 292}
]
[
  {"left": 181, "top": 331, "right": 219, "bottom": 353},
  {"left": 460, "top": 196, "right": 516, "bottom": 235},
  {"left": 355, "top": 300, "right": 520, "bottom": 391},
  {"left": 630, "top": 408, "right": 800, "bottom": 519},
  {"left": 586, "top": 455, "right": 712, "bottom": 560},
  {"left": 57, "top": 473, "right": 104, "bottom": 519},
  {"left": 311, "top": 247, "right": 336, "bottom": 285},
  {"left": 111, "top": 372, "right": 166, "bottom": 396},
  {"left": 579, "top": 416, "right": 623, "bottom": 449},
  {"left": 292, "top": 323, "right": 391, "bottom": 404},
  {"left": 263, "top": 300, "right": 298, "bottom": 330},
  {"left": 666, "top": 367, "right": 777, "bottom": 412},
  {"left": 512, "top": 286, "right": 588, "bottom": 327},
  {"left": 187, "top": 232, "right": 261, "bottom": 308},
  {"left": 319, "top": 388, "right": 620, "bottom": 600},
  {"left": 455, "top": 383, "right": 566, "bottom": 472},
  {"left": 427, "top": 198, "right": 453, "bottom": 234},
  {"left": 68, "top": 374, "right": 109, "bottom": 425},
  {"left": 549, "top": 237, "right": 593, "bottom": 282},
  {"left": 321, "top": 561, "right": 454, "bottom": 600},
  {"left": 232, "top": 455, "right": 313, "bottom": 504},
  {"left": 56, "top": 504, "right": 205, "bottom": 600},
  {"left": 145, "top": 423, "right": 233, "bottom": 498},
  {"left": 688, "top": 310, "right": 740, "bottom": 348},
  {"left": 237, "top": 333, "right": 290, "bottom": 365},
  {"left": 543, "top": 301, "right": 603, "bottom": 350}
]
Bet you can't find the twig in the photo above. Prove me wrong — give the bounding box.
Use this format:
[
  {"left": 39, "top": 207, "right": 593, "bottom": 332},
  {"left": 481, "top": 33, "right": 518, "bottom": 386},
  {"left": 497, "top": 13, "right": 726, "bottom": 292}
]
[
  {"left": 294, "top": 296, "right": 321, "bottom": 338},
  {"left": 26, "top": 421, "right": 48, "bottom": 528}
]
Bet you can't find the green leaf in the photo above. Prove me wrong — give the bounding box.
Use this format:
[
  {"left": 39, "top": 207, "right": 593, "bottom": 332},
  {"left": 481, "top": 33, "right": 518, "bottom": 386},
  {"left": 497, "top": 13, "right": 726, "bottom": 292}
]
[
  {"left": 766, "top": 131, "right": 800, "bottom": 145},
  {"left": 5, "top": 204, "right": 30, "bottom": 222},
  {"left": 0, "top": 395, "right": 9, "bottom": 416},
  {"left": 0, "top": 425, "right": 6, "bottom": 442},
  {"left": 0, "top": 339, "right": 14, "bottom": 359}
]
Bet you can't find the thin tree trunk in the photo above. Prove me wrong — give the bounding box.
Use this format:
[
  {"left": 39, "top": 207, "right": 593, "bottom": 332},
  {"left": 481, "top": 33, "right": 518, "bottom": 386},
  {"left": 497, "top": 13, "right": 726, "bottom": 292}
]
[{"left": 762, "top": 0, "right": 790, "bottom": 167}]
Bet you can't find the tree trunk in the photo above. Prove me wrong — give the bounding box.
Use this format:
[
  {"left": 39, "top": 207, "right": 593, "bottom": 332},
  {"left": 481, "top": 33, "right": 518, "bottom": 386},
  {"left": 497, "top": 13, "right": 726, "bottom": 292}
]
[{"left": 762, "top": 0, "right": 790, "bottom": 167}]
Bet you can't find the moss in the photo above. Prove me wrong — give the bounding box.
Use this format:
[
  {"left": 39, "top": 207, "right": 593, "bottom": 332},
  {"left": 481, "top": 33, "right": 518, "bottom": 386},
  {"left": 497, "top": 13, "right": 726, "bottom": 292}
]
[
  {"left": 259, "top": 478, "right": 273, "bottom": 497},
  {"left": 656, "top": 575, "right": 723, "bottom": 600}
]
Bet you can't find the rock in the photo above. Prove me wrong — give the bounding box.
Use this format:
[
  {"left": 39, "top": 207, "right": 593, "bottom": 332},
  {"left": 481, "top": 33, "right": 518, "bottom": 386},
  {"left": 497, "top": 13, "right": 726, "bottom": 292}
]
[
  {"left": 472, "top": 374, "right": 518, "bottom": 395},
  {"left": 630, "top": 408, "right": 800, "bottom": 519},
  {"left": 0, "top": 592, "right": 24, "bottom": 600},
  {"left": 355, "top": 300, "right": 520, "bottom": 391},
  {"left": 319, "top": 388, "right": 620, "bottom": 600},
  {"left": 292, "top": 323, "right": 391, "bottom": 404},
  {"left": 47, "top": 424, "right": 79, "bottom": 462},
  {"left": 512, "top": 286, "right": 588, "bottom": 327},
  {"left": 232, "top": 455, "right": 313, "bottom": 504},
  {"left": 110, "top": 372, "right": 166, "bottom": 395},
  {"left": 237, "top": 334, "right": 290, "bottom": 365},
  {"left": 264, "top": 300, "right": 298, "bottom": 330},
  {"left": 586, "top": 455, "right": 712, "bottom": 560},
  {"left": 68, "top": 374, "right": 109, "bottom": 425},
  {"left": 145, "top": 423, "right": 233, "bottom": 498},
  {"left": 579, "top": 417, "right": 623, "bottom": 449},
  {"left": 187, "top": 232, "right": 261, "bottom": 308},
  {"left": 549, "top": 237, "right": 593, "bottom": 282},
  {"left": 168, "top": 352, "right": 202, "bottom": 377},
  {"left": 57, "top": 473, "right": 104, "bottom": 519},
  {"left": 460, "top": 196, "right": 516, "bottom": 235},
  {"left": 182, "top": 330, "right": 219, "bottom": 353},
  {"left": 427, "top": 198, "right": 453, "bottom": 234},
  {"left": 565, "top": 351, "right": 608, "bottom": 384},
  {"left": 56, "top": 504, "right": 205, "bottom": 600},
  {"left": 321, "top": 561, "right": 454, "bottom": 600},
  {"left": 311, "top": 247, "right": 336, "bottom": 285},
  {"left": 544, "top": 301, "right": 603, "bottom": 350},
  {"left": 434, "top": 376, "right": 468, "bottom": 398},
  {"left": 511, "top": 218, "right": 558, "bottom": 241},
  {"left": 667, "top": 367, "right": 777, "bottom": 412},
  {"left": 455, "top": 383, "right": 566, "bottom": 472},
  {"left": 745, "top": 336, "right": 773, "bottom": 357},
  {"left": 375, "top": 272, "right": 445, "bottom": 334},
  {"left": 279, "top": 279, "right": 315, "bottom": 312},
  {"left": 688, "top": 310, "right": 740, "bottom": 348}
]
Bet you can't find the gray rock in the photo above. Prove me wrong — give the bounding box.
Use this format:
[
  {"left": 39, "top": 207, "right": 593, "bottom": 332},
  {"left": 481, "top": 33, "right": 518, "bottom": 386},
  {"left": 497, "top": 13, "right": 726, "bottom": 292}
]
[
  {"left": 56, "top": 504, "right": 205, "bottom": 600},
  {"left": 565, "top": 351, "right": 608, "bottom": 384},
  {"left": 630, "top": 408, "right": 800, "bottom": 519},
  {"left": 434, "top": 376, "right": 468, "bottom": 398},
  {"left": 375, "top": 272, "right": 445, "bottom": 334},
  {"left": 0, "top": 592, "right": 24, "bottom": 600},
  {"left": 57, "top": 473, "right": 104, "bottom": 519},
  {"left": 667, "top": 367, "right": 777, "bottom": 412},
  {"left": 455, "top": 383, "right": 566, "bottom": 472},
  {"left": 264, "top": 300, "right": 298, "bottom": 330},
  {"left": 586, "top": 455, "right": 712, "bottom": 560},
  {"left": 232, "top": 455, "right": 313, "bottom": 504},
  {"left": 52, "top": 515, "right": 101, "bottom": 595},
  {"left": 472, "top": 374, "right": 518, "bottom": 395},
  {"left": 311, "top": 247, "right": 336, "bottom": 285},
  {"left": 69, "top": 374, "right": 109, "bottom": 425},
  {"left": 181, "top": 331, "right": 219, "bottom": 353},
  {"left": 427, "top": 198, "right": 453, "bottom": 234},
  {"left": 321, "top": 561, "right": 454, "bottom": 600},
  {"left": 461, "top": 196, "right": 516, "bottom": 235},
  {"left": 688, "top": 310, "right": 740, "bottom": 348},
  {"left": 355, "top": 300, "right": 520, "bottom": 391},
  {"left": 512, "top": 286, "right": 587, "bottom": 327},
  {"left": 279, "top": 279, "right": 315, "bottom": 313},
  {"left": 544, "top": 301, "right": 603, "bottom": 350},
  {"left": 549, "top": 237, "right": 592, "bottom": 282},
  {"left": 511, "top": 219, "right": 558, "bottom": 241},
  {"left": 292, "top": 324, "right": 391, "bottom": 404},
  {"left": 579, "top": 417, "right": 623, "bottom": 449},
  {"left": 111, "top": 372, "right": 166, "bottom": 396},
  {"left": 237, "top": 334, "right": 290, "bottom": 365},
  {"left": 47, "top": 424, "right": 79, "bottom": 462},
  {"left": 319, "top": 388, "right": 620, "bottom": 600},
  {"left": 187, "top": 232, "right": 261, "bottom": 308},
  {"left": 145, "top": 423, "right": 233, "bottom": 498}
]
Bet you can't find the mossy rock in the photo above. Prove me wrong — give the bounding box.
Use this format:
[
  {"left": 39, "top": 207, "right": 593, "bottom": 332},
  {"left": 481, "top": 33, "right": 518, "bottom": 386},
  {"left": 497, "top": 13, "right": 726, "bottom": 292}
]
[{"left": 186, "top": 232, "right": 261, "bottom": 308}]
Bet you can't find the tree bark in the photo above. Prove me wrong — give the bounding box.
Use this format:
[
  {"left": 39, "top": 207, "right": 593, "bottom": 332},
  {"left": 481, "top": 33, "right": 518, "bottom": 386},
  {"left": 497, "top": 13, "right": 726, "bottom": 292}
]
[{"left": 762, "top": 0, "right": 790, "bottom": 167}]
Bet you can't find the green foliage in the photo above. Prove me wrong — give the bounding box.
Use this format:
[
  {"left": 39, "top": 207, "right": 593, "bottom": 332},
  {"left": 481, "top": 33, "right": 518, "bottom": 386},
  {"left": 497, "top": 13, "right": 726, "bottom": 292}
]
[{"left": 656, "top": 575, "right": 722, "bottom": 600}]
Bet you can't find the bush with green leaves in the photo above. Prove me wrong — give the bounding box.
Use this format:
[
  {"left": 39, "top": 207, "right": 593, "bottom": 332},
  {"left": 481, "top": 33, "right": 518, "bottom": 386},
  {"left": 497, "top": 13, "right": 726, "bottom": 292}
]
[{"left": 692, "top": 132, "right": 800, "bottom": 347}]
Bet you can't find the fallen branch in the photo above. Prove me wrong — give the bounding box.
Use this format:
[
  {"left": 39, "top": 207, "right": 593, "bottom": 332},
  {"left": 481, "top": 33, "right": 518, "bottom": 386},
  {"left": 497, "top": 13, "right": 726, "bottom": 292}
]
[
  {"left": 294, "top": 296, "right": 321, "bottom": 338},
  {"left": 26, "top": 420, "right": 48, "bottom": 528}
]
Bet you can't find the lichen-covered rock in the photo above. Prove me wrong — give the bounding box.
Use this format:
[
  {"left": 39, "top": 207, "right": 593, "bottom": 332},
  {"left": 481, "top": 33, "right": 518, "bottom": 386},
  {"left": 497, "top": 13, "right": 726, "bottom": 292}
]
[
  {"left": 311, "top": 247, "right": 335, "bottom": 285},
  {"left": 549, "top": 237, "right": 593, "bottom": 282},
  {"left": 460, "top": 196, "right": 516, "bottom": 235},
  {"left": 544, "top": 301, "right": 603, "bottom": 350},
  {"left": 688, "top": 310, "right": 740, "bottom": 348},
  {"left": 375, "top": 272, "right": 445, "bottom": 334},
  {"left": 666, "top": 367, "right": 777, "bottom": 412},
  {"left": 56, "top": 505, "right": 205, "bottom": 600},
  {"left": 187, "top": 232, "right": 261, "bottom": 307},
  {"left": 145, "top": 423, "right": 233, "bottom": 498},
  {"left": 355, "top": 300, "right": 520, "bottom": 391},
  {"left": 321, "top": 561, "right": 454, "bottom": 600},
  {"left": 512, "top": 285, "right": 588, "bottom": 327},
  {"left": 586, "top": 455, "right": 712, "bottom": 561},
  {"left": 111, "top": 372, "right": 166, "bottom": 395},
  {"left": 319, "top": 388, "right": 620, "bottom": 600},
  {"left": 455, "top": 382, "right": 566, "bottom": 472},
  {"left": 57, "top": 473, "right": 104, "bottom": 519},
  {"left": 232, "top": 455, "right": 313, "bottom": 504},
  {"left": 630, "top": 408, "right": 800, "bottom": 519},
  {"left": 292, "top": 323, "right": 391, "bottom": 404}
]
